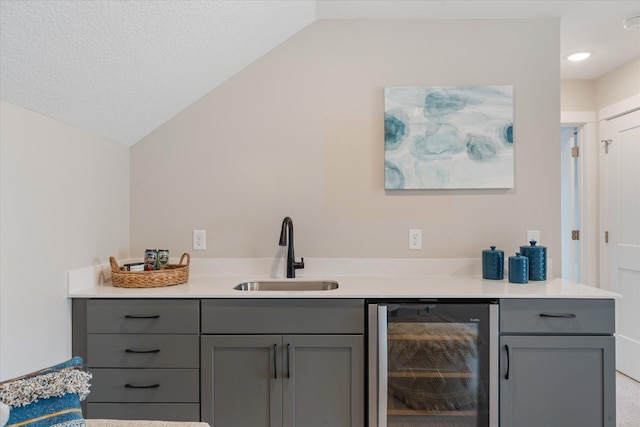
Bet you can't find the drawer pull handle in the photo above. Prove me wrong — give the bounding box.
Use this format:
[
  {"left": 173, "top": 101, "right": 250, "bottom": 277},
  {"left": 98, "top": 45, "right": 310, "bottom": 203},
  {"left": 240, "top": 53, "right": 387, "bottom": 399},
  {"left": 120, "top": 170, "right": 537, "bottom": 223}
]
[
  {"left": 124, "top": 315, "right": 160, "bottom": 319},
  {"left": 286, "top": 343, "right": 291, "bottom": 379},
  {"left": 539, "top": 313, "right": 576, "bottom": 318},
  {"left": 505, "top": 345, "right": 510, "bottom": 380},
  {"left": 125, "top": 349, "right": 160, "bottom": 354},
  {"left": 273, "top": 344, "right": 278, "bottom": 379},
  {"left": 125, "top": 383, "right": 160, "bottom": 389}
]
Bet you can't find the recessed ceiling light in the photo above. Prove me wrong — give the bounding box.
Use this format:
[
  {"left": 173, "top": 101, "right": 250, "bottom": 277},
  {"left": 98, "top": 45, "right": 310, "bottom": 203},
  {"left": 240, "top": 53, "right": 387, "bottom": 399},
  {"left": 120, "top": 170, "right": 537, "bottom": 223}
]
[
  {"left": 567, "top": 52, "right": 592, "bottom": 62},
  {"left": 622, "top": 15, "right": 640, "bottom": 30}
]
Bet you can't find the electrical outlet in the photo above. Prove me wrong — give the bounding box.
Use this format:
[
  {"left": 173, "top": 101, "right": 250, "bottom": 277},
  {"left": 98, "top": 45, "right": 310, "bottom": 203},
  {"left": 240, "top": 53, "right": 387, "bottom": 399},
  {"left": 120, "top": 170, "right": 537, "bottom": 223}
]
[
  {"left": 527, "top": 230, "right": 540, "bottom": 243},
  {"left": 409, "top": 229, "right": 422, "bottom": 250},
  {"left": 193, "top": 229, "right": 206, "bottom": 250}
]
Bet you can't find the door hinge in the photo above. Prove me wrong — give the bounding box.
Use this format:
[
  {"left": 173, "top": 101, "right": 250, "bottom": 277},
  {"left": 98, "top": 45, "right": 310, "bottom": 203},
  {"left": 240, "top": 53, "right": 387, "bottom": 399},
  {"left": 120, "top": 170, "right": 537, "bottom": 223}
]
[
  {"left": 571, "top": 230, "right": 580, "bottom": 240},
  {"left": 602, "top": 139, "right": 612, "bottom": 154},
  {"left": 571, "top": 146, "right": 579, "bottom": 158},
  {"left": 605, "top": 231, "right": 609, "bottom": 243}
]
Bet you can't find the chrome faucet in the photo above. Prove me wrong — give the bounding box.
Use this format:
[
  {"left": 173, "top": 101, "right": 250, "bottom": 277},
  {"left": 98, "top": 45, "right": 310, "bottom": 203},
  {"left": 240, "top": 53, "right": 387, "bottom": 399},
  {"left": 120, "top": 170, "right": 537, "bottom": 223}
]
[{"left": 279, "top": 216, "right": 304, "bottom": 278}]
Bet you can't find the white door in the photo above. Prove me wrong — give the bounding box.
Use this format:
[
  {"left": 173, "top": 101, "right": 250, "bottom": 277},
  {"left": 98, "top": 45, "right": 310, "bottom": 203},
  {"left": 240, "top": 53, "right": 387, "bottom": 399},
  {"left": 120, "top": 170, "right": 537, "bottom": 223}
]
[{"left": 602, "top": 109, "right": 640, "bottom": 381}]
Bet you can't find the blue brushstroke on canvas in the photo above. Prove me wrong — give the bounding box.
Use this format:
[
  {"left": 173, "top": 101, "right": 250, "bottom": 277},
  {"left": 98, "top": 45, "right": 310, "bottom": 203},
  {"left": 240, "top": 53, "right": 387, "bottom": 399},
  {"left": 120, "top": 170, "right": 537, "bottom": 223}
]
[
  {"left": 467, "top": 135, "right": 498, "bottom": 161},
  {"left": 410, "top": 124, "right": 465, "bottom": 160},
  {"left": 385, "top": 161, "right": 405, "bottom": 189},
  {"left": 424, "top": 90, "right": 469, "bottom": 116},
  {"left": 384, "top": 113, "right": 407, "bottom": 150},
  {"left": 500, "top": 122, "right": 514, "bottom": 145}
]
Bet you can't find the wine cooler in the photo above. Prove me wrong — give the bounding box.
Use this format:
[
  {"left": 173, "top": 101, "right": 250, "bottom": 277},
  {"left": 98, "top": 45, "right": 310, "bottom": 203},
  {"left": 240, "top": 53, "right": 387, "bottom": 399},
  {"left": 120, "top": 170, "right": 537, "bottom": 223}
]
[{"left": 368, "top": 300, "right": 498, "bottom": 427}]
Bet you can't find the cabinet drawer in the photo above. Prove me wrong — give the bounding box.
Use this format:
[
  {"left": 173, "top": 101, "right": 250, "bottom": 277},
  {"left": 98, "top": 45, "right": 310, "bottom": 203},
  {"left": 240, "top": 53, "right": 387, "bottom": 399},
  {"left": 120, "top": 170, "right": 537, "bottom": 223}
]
[
  {"left": 87, "top": 334, "right": 199, "bottom": 368},
  {"left": 87, "top": 368, "right": 199, "bottom": 403},
  {"left": 500, "top": 299, "right": 614, "bottom": 334},
  {"left": 87, "top": 403, "right": 200, "bottom": 421},
  {"left": 201, "top": 298, "right": 364, "bottom": 334},
  {"left": 87, "top": 299, "right": 199, "bottom": 334}
]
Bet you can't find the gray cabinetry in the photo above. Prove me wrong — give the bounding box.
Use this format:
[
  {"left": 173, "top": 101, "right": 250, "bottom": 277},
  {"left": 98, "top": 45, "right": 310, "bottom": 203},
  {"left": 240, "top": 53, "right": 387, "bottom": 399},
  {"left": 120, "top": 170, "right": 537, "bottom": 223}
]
[
  {"left": 499, "top": 299, "right": 615, "bottom": 427},
  {"left": 73, "top": 299, "right": 200, "bottom": 421},
  {"left": 200, "top": 299, "right": 364, "bottom": 427}
]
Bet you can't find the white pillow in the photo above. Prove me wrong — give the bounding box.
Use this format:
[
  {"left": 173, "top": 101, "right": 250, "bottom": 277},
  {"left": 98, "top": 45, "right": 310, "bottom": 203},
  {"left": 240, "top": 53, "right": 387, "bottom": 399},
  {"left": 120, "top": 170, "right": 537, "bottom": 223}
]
[{"left": 0, "top": 402, "right": 10, "bottom": 427}]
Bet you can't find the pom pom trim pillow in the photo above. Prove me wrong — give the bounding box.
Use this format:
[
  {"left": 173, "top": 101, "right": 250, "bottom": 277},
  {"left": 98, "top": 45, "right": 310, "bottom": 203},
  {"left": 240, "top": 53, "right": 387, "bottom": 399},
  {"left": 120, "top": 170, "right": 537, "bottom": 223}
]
[{"left": 0, "top": 357, "right": 91, "bottom": 427}]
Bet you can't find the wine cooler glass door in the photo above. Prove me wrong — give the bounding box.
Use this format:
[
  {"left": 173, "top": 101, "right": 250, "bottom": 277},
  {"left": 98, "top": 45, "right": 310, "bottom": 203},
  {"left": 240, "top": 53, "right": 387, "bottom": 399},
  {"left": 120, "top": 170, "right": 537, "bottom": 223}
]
[{"left": 370, "top": 302, "right": 497, "bottom": 427}]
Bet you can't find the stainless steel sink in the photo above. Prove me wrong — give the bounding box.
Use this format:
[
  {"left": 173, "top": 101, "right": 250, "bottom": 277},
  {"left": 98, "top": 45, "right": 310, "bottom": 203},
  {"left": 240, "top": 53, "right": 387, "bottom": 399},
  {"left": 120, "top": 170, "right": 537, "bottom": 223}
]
[{"left": 234, "top": 280, "right": 339, "bottom": 291}]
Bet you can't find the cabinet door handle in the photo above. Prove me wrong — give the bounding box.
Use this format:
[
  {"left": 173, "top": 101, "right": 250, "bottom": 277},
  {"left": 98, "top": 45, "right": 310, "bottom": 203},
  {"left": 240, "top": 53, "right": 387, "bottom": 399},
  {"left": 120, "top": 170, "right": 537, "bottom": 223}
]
[
  {"left": 273, "top": 344, "right": 278, "bottom": 379},
  {"left": 286, "top": 343, "right": 291, "bottom": 379},
  {"left": 125, "top": 349, "right": 160, "bottom": 354},
  {"left": 539, "top": 313, "right": 576, "bottom": 318},
  {"left": 124, "top": 314, "right": 160, "bottom": 319},
  {"left": 504, "top": 344, "right": 510, "bottom": 380},
  {"left": 125, "top": 383, "right": 160, "bottom": 389}
]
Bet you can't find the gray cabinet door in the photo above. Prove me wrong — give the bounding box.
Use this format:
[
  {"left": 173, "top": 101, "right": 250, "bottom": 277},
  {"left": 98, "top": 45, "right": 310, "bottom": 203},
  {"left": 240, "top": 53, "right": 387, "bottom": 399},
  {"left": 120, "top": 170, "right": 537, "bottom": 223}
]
[
  {"left": 201, "top": 335, "right": 283, "bottom": 427},
  {"left": 283, "top": 335, "right": 364, "bottom": 427},
  {"left": 500, "top": 335, "right": 615, "bottom": 427},
  {"left": 201, "top": 334, "right": 364, "bottom": 427}
]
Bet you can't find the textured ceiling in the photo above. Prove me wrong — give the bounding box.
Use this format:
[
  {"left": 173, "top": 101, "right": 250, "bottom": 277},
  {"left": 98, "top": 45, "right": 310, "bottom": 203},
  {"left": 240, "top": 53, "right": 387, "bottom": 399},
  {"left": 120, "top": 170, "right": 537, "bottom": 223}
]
[
  {"left": 1, "top": 1, "right": 639, "bottom": 147},
  {"left": 0, "top": 1, "right": 316, "bottom": 146}
]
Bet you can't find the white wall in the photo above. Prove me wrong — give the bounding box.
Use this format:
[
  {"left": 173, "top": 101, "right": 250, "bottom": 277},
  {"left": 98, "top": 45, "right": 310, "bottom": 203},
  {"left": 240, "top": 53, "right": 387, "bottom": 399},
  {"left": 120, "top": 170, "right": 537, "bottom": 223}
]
[
  {"left": 561, "top": 79, "right": 596, "bottom": 112},
  {"left": 131, "top": 19, "right": 562, "bottom": 274},
  {"left": 561, "top": 57, "right": 640, "bottom": 115},
  {"left": 0, "top": 101, "right": 129, "bottom": 380},
  {"left": 595, "top": 57, "right": 640, "bottom": 113}
]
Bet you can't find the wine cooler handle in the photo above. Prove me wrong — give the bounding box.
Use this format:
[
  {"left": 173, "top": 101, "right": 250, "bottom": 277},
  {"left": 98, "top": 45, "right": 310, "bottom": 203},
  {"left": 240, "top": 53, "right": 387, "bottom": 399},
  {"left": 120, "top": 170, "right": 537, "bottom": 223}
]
[
  {"left": 273, "top": 344, "right": 278, "bottom": 379},
  {"left": 378, "top": 306, "right": 388, "bottom": 427},
  {"left": 367, "top": 305, "right": 379, "bottom": 427},
  {"left": 505, "top": 344, "right": 510, "bottom": 380}
]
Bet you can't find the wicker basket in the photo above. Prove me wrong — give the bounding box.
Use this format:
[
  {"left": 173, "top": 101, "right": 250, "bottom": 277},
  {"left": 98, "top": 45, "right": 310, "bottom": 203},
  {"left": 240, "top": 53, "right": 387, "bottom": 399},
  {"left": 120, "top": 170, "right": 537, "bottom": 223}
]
[{"left": 110, "top": 253, "right": 190, "bottom": 288}]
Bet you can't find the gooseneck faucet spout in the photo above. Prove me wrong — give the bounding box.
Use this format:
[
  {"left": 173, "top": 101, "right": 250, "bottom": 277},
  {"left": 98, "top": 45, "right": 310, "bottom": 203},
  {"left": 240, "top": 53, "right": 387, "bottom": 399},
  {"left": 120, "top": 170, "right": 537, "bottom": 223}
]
[{"left": 279, "top": 216, "right": 304, "bottom": 278}]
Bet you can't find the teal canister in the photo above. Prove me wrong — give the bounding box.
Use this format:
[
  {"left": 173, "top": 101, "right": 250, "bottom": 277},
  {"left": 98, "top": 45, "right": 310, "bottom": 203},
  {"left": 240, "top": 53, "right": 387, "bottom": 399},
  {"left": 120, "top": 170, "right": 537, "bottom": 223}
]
[
  {"left": 482, "top": 246, "right": 504, "bottom": 280},
  {"left": 509, "top": 253, "right": 529, "bottom": 284},
  {"left": 520, "top": 240, "right": 547, "bottom": 281}
]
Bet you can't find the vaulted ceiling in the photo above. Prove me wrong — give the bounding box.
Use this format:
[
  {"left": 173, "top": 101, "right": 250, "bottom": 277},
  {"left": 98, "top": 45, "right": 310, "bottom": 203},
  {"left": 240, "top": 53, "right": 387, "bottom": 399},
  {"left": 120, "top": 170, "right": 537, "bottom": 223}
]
[{"left": 1, "top": 1, "right": 639, "bottom": 146}]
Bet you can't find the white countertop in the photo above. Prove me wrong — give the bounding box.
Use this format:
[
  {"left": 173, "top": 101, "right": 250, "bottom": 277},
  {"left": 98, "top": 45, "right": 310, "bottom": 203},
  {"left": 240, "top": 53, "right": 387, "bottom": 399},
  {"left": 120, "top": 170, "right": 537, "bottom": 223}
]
[{"left": 67, "top": 257, "right": 619, "bottom": 299}]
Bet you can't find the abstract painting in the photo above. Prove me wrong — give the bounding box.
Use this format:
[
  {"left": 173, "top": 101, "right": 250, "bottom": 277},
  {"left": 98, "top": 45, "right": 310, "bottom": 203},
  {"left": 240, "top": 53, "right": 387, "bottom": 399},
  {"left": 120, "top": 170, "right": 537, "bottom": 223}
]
[{"left": 384, "top": 86, "right": 514, "bottom": 189}]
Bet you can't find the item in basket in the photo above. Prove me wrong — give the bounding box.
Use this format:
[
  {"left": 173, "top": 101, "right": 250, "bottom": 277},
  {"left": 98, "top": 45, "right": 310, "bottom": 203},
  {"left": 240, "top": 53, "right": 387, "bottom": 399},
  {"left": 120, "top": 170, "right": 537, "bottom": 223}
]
[
  {"left": 157, "top": 249, "right": 170, "bottom": 269},
  {"left": 124, "top": 262, "right": 144, "bottom": 272},
  {"left": 144, "top": 249, "right": 158, "bottom": 271}
]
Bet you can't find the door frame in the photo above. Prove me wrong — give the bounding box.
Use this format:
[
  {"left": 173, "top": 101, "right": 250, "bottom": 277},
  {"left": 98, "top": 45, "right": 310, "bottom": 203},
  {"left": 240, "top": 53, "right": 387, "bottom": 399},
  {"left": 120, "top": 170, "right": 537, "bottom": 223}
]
[{"left": 561, "top": 111, "right": 597, "bottom": 286}]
